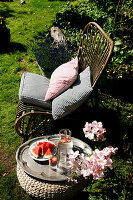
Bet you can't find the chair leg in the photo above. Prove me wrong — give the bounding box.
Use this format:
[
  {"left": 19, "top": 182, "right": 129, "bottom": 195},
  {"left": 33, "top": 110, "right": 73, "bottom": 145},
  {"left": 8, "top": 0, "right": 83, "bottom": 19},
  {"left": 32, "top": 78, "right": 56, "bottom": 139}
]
[{"left": 25, "top": 115, "right": 35, "bottom": 137}]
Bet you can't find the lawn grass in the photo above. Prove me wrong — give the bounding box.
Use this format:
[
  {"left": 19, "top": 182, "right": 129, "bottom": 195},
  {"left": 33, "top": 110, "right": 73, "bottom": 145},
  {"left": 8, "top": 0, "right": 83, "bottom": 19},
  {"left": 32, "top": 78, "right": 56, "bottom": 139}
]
[
  {"left": 0, "top": 0, "right": 66, "bottom": 152},
  {"left": 0, "top": 1, "right": 66, "bottom": 199},
  {"left": 0, "top": 1, "right": 133, "bottom": 200}
]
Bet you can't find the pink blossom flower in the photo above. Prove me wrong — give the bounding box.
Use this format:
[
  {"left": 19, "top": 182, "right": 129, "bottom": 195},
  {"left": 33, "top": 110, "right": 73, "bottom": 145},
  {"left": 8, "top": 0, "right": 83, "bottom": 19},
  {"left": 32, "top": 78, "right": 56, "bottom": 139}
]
[
  {"left": 102, "top": 146, "right": 118, "bottom": 158},
  {"left": 67, "top": 151, "right": 82, "bottom": 176},
  {"left": 69, "top": 151, "right": 79, "bottom": 159},
  {"left": 67, "top": 177, "right": 78, "bottom": 183},
  {"left": 83, "top": 120, "right": 106, "bottom": 141},
  {"left": 83, "top": 122, "right": 95, "bottom": 140},
  {"left": 105, "top": 158, "right": 113, "bottom": 169}
]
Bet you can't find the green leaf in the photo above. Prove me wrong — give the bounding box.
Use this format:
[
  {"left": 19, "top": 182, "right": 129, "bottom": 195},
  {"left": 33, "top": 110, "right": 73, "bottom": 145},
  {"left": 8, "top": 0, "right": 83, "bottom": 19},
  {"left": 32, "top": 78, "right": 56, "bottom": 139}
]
[
  {"left": 115, "top": 40, "right": 123, "bottom": 46},
  {"left": 114, "top": 46, "right": 120, "bottom": 52}
]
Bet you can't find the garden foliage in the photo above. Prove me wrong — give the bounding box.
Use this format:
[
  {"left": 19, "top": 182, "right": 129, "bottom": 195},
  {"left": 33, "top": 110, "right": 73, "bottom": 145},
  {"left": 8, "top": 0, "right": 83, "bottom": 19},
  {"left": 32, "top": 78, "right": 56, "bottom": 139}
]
[{"left": 54, "top": 0, "right": 133, "bottom": 79}]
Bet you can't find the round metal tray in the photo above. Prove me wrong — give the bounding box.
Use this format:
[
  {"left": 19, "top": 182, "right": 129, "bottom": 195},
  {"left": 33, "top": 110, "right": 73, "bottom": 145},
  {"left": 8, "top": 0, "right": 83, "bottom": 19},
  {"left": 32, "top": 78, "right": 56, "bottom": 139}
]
[{"left": 16, "top": 135, "right": 92, "bottom": 182}]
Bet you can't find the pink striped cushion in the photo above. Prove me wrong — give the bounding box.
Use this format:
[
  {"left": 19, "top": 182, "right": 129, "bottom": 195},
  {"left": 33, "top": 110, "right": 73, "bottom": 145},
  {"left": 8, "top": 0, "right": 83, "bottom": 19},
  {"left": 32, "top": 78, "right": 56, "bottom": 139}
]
[{"left": 45, "top": 57, "right": 78, "bottom": 101}]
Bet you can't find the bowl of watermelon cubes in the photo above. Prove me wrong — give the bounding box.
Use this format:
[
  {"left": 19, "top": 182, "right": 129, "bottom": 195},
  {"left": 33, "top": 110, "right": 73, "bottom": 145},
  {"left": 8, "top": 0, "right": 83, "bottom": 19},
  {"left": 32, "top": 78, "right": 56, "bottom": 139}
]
[{"left": 29, "top": 139, "right": 56, "bottom": 161}]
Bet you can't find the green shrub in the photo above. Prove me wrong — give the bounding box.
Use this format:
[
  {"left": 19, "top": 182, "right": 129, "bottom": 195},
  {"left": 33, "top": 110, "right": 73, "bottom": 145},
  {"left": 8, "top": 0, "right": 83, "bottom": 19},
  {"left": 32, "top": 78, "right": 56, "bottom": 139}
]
[{"left": 54, "top": 0, "right": 133, "bottom": 79}]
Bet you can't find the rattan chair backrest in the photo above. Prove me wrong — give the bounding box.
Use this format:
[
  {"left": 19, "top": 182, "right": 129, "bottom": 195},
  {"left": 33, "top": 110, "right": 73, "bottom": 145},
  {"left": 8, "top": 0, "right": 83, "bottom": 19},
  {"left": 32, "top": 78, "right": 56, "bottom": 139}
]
[{"left": 78, "top": 22, "right": 113, "bottom": 88}]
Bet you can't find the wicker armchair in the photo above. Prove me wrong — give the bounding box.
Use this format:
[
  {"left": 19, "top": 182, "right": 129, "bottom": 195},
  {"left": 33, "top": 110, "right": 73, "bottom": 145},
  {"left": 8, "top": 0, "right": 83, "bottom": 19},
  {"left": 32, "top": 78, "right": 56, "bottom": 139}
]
[{"left": 15, "top": 22, "right": 113, "bottom": 143}]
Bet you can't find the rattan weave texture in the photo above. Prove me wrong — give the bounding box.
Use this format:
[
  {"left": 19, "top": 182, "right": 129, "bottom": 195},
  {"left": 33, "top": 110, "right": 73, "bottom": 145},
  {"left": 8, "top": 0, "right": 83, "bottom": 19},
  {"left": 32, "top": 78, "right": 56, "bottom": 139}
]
[{"left": 17, "top": 163, "right": 88, "bottom": 200}]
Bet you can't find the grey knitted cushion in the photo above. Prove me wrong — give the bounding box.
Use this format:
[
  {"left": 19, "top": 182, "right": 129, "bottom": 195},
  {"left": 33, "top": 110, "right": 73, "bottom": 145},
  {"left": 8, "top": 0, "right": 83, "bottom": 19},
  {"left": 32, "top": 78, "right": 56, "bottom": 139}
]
[
  {"left": 52, "top": 67, "right": 93, "bottom": 120},
  {"left": 19, "top": 72, "right": 52, "bottom": 109}
]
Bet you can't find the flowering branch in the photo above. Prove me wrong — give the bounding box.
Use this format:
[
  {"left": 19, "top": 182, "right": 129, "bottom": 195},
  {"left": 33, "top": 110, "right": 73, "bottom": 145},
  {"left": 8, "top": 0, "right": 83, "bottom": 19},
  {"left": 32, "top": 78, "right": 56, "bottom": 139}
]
[
  {"left": 68, "top": 147, "right": 118, "bottom": 183},
  {"left": 67, "top": 121, "right": 118, "bottom": 183}
]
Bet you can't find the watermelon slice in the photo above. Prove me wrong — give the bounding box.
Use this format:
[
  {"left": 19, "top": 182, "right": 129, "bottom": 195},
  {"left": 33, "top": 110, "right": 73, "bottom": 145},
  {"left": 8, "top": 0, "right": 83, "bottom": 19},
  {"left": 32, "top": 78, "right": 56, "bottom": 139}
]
[
  {"left": 41, "top": 143, "right": 48, "bottom": 155},
  {"left": 44, "top": 148, "right": 52, "bottom": 158},
  {"left": 36, "top": 142, "right": 43, "bottom": 146},
  {"left": 45, "top": 142, "right": 51, "bottom": 149},
  {"left": 36, "top": 142, "right": 45, "bottom": 155},
  {"left": 47, "top": 142, "right": 56, "bottom": 150},
  {"left": 31, "top": 146, "right": 42, "bottom": 158}
]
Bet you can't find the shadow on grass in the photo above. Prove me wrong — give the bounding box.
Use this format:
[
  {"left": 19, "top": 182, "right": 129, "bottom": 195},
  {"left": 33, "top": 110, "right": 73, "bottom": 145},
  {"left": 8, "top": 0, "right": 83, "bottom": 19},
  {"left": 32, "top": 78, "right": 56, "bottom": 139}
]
[
  {"left": 0, "top": 42, "right": 26, "bottom": 53},
  {"left": 0, "top": 4, "right": 14, "bottom": 18},
  {"left": 0, "top": 3, "right": 27, "bottom": 18}
]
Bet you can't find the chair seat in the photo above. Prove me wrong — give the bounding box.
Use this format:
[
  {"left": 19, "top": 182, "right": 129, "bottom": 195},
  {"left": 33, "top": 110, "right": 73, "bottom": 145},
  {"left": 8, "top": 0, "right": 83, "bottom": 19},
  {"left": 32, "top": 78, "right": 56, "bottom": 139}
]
[{"left": 19, "top": 72, "right": 52, "bottom": 109}]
